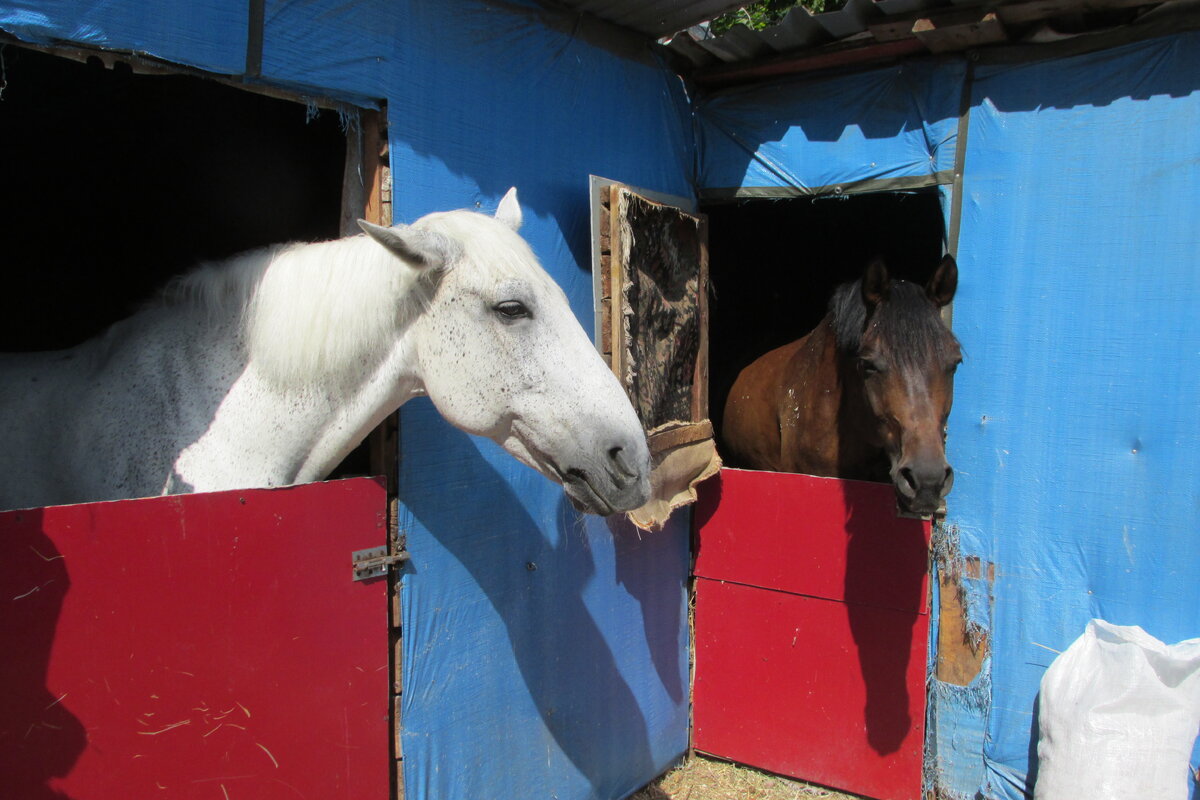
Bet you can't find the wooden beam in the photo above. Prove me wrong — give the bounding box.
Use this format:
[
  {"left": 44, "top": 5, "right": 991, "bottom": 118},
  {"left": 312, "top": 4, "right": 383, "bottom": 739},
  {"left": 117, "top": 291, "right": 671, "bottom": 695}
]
[
  {"left": 913, "top": 11, "right": 1008, "bottom": 53},
  {"left": 998, "top": 0, "right": 1153, "bottom": 25},
  {"left": 693, "top": 213, "right": 710, "bottom": 423},
  {"left": 694, "top": 37, "right": 927, "bottom": 88},
  {"left": 607, "top": 184, "right": 629, "bottom": 388}
]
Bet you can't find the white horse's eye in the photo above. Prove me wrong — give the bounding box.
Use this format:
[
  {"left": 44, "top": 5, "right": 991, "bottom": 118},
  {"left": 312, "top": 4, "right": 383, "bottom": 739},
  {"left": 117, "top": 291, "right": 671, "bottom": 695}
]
[{"left": 494, "top": 301, "right": 531, "bottom": 320}]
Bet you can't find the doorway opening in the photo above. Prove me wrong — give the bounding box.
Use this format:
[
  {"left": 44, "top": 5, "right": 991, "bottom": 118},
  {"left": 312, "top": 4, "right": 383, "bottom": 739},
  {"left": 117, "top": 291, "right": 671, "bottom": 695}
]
[
  {"left": 0, "top": 44, "right": 349, "bottom": 353},
  {"left": 704, "top": 190, "right": 948, "bottom": 456},
  {"left": 693, "top": 188, "right": 948, "bottom": 799},
  {"left": 0, "top": 44, "right": 392, "bottom": 478}
]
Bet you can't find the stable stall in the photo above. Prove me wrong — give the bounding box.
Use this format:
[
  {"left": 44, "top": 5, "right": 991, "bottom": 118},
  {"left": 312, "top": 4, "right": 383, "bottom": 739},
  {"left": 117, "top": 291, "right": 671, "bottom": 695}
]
[
  {"left": 0, "top": 3, "right": 694, "bottom": 799},
  {"left": 690, "top": 19, "right": 1200, "bottom": 800}
]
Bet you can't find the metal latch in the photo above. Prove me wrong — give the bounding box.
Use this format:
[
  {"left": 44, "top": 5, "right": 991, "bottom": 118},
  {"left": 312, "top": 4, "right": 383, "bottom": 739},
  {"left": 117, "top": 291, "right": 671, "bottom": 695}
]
[{"left": 351, "top": 546, "right": 409, "bottom": 581}]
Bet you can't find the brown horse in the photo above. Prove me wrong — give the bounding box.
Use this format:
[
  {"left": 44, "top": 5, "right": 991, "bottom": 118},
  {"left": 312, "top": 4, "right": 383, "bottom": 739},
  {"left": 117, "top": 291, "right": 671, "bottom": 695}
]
[{"left": 721, "top": 255, "right": 960, "bottom": 516}]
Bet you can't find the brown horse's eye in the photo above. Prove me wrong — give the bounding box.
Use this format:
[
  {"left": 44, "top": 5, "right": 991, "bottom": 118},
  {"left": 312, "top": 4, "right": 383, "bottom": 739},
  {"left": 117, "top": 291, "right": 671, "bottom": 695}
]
[{"left": 858, "top": 357, "right": 883, "bottom": 376}]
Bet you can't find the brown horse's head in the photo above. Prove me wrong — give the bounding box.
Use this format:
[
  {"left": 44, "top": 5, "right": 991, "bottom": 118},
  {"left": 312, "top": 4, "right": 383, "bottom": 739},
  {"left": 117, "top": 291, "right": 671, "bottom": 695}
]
[{"left": 834, "top": 255, "right": 961, "bottom": 515}]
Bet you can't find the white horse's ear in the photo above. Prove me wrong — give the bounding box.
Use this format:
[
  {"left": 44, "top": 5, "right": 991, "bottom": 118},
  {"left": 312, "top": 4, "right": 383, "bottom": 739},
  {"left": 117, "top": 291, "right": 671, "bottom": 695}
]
[
  {"left": 495, "top": 187, "right": 522, "bottom": 231},
  {"left": 358, "top": 220, "right": 456, "bottom": 270}
]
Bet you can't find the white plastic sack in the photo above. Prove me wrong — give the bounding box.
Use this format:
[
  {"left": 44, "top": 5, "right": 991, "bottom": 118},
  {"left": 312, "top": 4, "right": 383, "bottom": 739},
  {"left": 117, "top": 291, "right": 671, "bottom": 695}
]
[{"left": 1034, "top": 619, "right": 1200, "bottom": 800}]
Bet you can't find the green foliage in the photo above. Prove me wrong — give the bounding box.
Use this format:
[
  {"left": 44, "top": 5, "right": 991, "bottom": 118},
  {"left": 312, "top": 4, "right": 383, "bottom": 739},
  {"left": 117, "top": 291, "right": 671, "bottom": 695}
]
[{"left": 709, "top": 0, "right": 839, "bottom": 34}]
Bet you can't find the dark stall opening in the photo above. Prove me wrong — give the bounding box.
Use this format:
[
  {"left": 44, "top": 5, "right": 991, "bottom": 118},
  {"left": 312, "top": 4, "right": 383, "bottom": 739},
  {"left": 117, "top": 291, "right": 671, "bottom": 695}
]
[
  {"left": 0, "top": 45, "right": 348, "bottom": 353},
  {"left": 704, "top": 190, "right": 948, "bottom": 455},
  {"left": 0, "top": 44, "right": 381, "bottom": 479}
]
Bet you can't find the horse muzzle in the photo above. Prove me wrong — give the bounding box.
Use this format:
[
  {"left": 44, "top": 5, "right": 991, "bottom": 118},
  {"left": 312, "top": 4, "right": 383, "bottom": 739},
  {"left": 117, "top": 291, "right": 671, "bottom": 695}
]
[
  {"left": 893, "top": 459, "right": 954, "bottom": 517},
  {"left": 561, "top": 441, "right": 651, "bottom": 516}
]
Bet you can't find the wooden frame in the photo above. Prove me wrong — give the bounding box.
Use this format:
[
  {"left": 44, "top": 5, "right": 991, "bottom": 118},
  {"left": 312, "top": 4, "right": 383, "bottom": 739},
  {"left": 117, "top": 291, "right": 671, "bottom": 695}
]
[
  {"left": 597, "top": 183, "right": 710, "bottom": 433},
  {"left": 592, "top": 179, "right": 721, "bottom": 531},
  {"left": 337, "top": 106, "right": 404, "bottom": 799}
]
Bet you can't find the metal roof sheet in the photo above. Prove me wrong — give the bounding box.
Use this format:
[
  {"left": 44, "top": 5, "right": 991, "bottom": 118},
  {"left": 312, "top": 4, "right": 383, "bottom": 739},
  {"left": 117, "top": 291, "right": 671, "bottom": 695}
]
[{"left": 546, "top": 0, "right": 1183, "bottom": 85}]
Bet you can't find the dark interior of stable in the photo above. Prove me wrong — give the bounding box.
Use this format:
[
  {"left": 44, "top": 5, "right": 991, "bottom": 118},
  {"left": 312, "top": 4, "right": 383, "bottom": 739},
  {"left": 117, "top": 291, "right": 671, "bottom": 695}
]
[
  {"left": 2, "top": 45, "right": 949, "bottom": 485},
  {"left": 703, "top": 191, "right": 948, "bottom": 451},
  {"left": 0, "top": 46, "right": 347, "bottom": 353},
  {"left": 0, "top": 46, "right": 376, "bottom": 475}
]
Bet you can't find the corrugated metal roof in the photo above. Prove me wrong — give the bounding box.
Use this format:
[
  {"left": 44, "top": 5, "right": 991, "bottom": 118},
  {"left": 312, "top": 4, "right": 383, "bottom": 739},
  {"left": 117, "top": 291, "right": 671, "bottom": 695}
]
[
  {"left": 552, "top": 0, "right": 748, "bottom": 39},
  {"left": 548, "top": 0, "right": 1181, "bottom": 85}
]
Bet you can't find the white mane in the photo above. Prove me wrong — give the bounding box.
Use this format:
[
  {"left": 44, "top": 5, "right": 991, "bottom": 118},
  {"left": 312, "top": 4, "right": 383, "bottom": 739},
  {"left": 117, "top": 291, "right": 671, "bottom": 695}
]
[
  {"left": 159, "top": 209, "right": 555, "bottom": 390},
  {"left": 163, "top": 234, "right": 433, "bottom": 389}
]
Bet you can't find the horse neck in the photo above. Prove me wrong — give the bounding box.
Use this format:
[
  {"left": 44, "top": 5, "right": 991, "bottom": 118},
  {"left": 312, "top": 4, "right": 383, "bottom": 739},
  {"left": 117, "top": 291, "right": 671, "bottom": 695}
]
[
  {"left": 177, "top": 238, "right": 430, "bottom": 489},
  {"left": 279, "top": 339, "right": 423, "bottom": 485}
]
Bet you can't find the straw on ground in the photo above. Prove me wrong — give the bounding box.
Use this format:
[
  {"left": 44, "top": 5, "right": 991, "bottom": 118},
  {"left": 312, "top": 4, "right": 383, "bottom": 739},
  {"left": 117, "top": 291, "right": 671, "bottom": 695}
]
[{"left": 629, "top": 756, "right": 867, "bottom": 800}]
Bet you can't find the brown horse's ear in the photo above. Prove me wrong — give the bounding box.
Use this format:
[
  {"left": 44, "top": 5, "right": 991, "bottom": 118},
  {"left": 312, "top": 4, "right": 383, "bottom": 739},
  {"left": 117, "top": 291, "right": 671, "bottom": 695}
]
[
  {"left": 926, "top": 254, "right": 958, "bottom": 307},
  {"left": 862, "top": 258, "right": 890, "bottom": 307}
]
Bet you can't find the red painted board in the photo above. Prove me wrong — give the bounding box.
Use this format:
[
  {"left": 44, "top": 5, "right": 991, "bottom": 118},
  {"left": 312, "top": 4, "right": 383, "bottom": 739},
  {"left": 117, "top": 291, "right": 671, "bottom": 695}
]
[
  {"left": 692, "top": 578, "right": 929, "bottom": 800},
  {"left": 0, "top": 478, "right": 390, "bottom": 800},
  {"left": 693, "top": 468, "right": 930, "bottom": 613}
]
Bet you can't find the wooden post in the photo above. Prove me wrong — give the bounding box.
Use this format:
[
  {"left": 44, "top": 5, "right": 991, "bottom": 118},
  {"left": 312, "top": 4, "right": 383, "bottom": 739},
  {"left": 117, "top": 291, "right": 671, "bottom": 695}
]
[{"left": 341, "top": 105, "right": 403, "bottom": 799}]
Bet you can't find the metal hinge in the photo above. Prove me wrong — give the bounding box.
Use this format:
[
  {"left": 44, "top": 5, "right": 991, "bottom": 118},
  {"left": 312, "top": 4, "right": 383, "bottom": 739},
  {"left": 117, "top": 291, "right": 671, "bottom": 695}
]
[{"left": 351, "top": 546, "right": 409, "bottom": 582}]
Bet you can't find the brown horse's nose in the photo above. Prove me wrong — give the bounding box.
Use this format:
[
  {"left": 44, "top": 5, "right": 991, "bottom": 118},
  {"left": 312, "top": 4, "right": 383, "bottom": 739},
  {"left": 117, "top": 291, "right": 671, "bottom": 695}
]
[{"left": 896, "top": 462, "right": 953, "bottom": 514}]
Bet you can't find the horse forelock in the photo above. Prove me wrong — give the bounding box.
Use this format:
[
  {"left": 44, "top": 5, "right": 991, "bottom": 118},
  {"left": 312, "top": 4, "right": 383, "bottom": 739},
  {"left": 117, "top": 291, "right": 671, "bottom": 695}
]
[
  {"left": 831, "top": 278, "right": 959, "bottom": 368},
  {"left": 417, "top": 209, "right": 557, "bottom": 293},
  {"left": 830, "top": 280, "right": 869, "bottom": 354}
]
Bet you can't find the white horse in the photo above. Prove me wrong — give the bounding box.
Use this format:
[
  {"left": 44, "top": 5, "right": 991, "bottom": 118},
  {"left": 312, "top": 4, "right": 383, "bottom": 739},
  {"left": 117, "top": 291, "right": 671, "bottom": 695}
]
[{"left": 0, "top": 189, "right": 651, "bottom": 515}]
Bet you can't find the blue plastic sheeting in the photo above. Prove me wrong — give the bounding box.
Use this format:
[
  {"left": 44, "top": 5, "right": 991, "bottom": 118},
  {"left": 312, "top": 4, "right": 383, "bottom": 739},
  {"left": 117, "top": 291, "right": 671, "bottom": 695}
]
[
  {"left": 261, "top": 0, "right": 395, "bottom": 103},
  {"left": 385, "top": 9, "right": 697, "bottom": 798},
  {"left": 0, "top": 0, "right": 247, "bottom": 75},
  {"left": 695, "top": 58, "right": 965, "bottom": 196},
  {"left": 1, "top": 2, "right": 695, "bottom": 798},
  {"left": 399, "top": 403, "right": 691, "bottom": 800},
  {"left": 951, "top": 33, "right": 1200, "bottom": 799}
]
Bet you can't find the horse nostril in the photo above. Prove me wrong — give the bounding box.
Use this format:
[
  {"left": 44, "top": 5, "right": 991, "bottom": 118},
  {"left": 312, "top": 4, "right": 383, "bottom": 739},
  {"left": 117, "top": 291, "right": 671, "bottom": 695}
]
[
  {"left": 898, "top": 466, "right": 918, "bottom": 495},
  {"left": 607, "top": 444, "right": 640, "bottom": 480}
]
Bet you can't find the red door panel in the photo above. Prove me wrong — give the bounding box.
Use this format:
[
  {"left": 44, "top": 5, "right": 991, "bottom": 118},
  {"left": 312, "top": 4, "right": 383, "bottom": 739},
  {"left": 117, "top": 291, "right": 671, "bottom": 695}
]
[
  {"left": 694, "top": 468, "right": 929, "bottom": 612},
  {"left": 692, "top": 469, "right": 930, "bottom": 800},
  {"left": 0, "top": 478, "right": 390, "bottom": 800}
]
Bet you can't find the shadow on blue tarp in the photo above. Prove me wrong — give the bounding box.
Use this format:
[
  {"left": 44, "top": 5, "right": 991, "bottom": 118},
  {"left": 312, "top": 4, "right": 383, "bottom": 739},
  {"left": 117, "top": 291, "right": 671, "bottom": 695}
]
[{"left": 398, "top": 404, "right": 688, "bottom": 800}]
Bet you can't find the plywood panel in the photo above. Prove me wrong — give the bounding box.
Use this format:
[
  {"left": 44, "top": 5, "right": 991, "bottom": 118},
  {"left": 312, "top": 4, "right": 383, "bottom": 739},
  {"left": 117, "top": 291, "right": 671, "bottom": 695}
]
[{"left": 0, "top": 479, "right": 390, "bottom": 800}]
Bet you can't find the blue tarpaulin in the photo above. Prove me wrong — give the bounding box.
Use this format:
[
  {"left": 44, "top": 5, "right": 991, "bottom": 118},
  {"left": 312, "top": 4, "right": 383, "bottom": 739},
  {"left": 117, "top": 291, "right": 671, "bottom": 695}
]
[
  {"left": 954, "top": 33, "right": 1200, "bottom": 800},
  {"left": 1, "top": 2, "right": 694, "bottom": 799},
  {"left": 697, "top": 58, "right": 965, "bottom": 197}
]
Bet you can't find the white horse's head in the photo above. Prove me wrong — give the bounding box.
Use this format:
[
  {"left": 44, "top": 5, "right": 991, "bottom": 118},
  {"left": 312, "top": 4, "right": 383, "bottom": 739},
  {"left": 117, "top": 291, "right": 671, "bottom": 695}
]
[{"left": 359, "top": 189, "right": 650, "bottom": 516}]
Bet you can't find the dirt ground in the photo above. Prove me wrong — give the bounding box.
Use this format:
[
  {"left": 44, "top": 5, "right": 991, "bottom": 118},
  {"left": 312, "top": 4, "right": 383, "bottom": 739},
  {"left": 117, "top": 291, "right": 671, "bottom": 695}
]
[{"left": 628, "top": 755, "right": 867, "bottom": 800}]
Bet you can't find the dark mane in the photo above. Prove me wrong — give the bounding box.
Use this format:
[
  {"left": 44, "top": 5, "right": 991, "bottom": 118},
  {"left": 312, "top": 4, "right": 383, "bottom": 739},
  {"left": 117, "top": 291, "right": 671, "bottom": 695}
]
[{"left": 830, "top": 278, "right": 959, "bottom": 366}]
